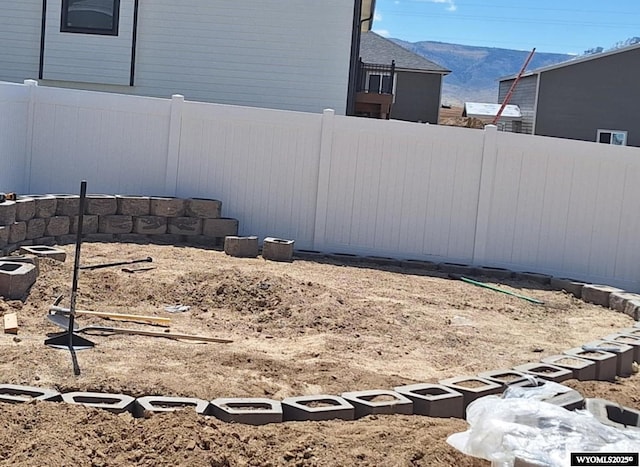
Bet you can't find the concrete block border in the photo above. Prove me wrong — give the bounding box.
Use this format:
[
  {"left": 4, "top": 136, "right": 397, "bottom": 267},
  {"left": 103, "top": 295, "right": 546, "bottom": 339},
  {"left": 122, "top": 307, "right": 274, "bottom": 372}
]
[
  {"left": 209, "top": 398, "right": 283, "bottom": 425},
  {"left": 281, "top": 395, "right": 355, "bottom": 421}
]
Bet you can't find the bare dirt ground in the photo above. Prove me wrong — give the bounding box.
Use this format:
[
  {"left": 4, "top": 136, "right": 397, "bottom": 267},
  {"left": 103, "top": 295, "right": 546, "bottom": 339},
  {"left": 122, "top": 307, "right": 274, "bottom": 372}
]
[{"left": 0, "top": 242, "right": 638, "bottom": 466}]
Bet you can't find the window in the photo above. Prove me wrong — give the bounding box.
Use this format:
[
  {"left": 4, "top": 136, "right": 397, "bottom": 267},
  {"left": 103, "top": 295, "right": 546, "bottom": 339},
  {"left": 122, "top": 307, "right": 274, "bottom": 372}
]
[
  {"left": 61, "top": 0, "right": 120, "bottom": 36},
  {"left": 365, "top": 72, "right": 395, "bottom": 95},
  {"left": 597, "top": 129, "right": 627, "bottom": 146}
]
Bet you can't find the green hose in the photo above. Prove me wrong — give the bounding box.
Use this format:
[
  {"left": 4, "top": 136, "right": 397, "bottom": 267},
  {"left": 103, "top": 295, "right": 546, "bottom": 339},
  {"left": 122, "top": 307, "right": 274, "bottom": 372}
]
[{"left": 449, "top": 274, "right": 545, "bottom": 305}]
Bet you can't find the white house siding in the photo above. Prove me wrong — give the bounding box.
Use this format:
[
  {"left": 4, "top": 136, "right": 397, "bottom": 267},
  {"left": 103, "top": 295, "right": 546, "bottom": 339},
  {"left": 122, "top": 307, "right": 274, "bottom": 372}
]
[
  {"left": 42, "top": 0, "right": 136, "bottom": 85},
  {"left": 0, "top": 0, "right": 42, "bottom": 83},
  {"left": 131, "top": 0, "right": 353, "bottom": 114}
]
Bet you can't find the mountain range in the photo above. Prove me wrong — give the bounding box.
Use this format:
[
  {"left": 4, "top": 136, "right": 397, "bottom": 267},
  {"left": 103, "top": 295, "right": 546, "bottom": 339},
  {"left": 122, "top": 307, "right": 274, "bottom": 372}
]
[{"left": 392, "top": 39, "right": 574, "bottom": 105}]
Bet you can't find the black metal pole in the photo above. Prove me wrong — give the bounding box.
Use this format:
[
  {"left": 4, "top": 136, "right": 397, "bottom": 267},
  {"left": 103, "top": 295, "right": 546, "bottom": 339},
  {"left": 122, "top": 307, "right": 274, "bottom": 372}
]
[{"left": 68, "top": 180, "right": 87, "bottom": 374}]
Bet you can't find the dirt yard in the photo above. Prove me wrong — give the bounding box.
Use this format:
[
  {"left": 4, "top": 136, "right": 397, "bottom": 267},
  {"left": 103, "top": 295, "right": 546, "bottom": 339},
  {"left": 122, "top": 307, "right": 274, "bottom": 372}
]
[{"left": 0, "top": 242, "right": 638, "bottom": 466}]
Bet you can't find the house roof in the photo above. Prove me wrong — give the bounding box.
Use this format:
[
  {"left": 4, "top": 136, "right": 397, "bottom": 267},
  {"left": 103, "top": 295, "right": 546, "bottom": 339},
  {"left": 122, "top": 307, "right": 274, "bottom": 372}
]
[
  {"left": 500, "top": 41, "right": 640, "bottom": 81},
  {"left": 463, "top": 102, "right": 522, "bottom": 120},
  {"left": 359, "top": 32, "right": 450, "bottom": 74}
]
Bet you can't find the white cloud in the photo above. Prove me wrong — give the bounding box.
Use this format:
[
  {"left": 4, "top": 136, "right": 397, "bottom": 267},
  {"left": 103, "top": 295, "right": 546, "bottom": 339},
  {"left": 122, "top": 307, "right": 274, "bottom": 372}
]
[
  {"left": 374, "top": 12, "right": 383, "bottom": 22},
  {"left": 421, "top": 0, "right": 457, "bottom": 12},
  {"left": 373, "top": 29, "right": 391, "bottom": 37}
]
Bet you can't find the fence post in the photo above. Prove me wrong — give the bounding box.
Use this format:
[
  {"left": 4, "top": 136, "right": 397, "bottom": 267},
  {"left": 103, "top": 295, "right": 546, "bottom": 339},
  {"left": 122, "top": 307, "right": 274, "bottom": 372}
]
[
  {"left": 164, "top": 94, "right": 184, "bottom": 196},
  {"left": 312, "top": 108, "right": 335, "bottom": 251},
  {"left": 472, "top": 125, "right": 498, "bottom": 266},
  {"left": 23, "top": 79, "right": 39, "bottom": 193}
]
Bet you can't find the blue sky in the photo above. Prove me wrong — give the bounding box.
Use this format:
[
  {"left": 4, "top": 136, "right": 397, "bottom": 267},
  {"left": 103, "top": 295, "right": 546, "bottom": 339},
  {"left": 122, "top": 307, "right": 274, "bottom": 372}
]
[{"left": 372, "top": 0, "right": 640, "bottom": 54}]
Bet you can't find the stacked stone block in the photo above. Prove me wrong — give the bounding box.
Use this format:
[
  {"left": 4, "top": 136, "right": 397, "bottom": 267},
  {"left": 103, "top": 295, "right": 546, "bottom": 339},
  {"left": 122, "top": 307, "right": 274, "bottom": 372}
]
[{"left": 1, "top": 194, "right": 237, "bottom": 254}]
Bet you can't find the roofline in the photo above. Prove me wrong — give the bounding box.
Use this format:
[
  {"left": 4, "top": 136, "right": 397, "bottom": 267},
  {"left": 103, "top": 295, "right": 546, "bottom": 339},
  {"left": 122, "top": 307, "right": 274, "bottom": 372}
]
[
  {"left": 500, "top": 41, "right": 640, "bottom": 81},
  {"left": 361, "top": 61, "right": 450, "bottom": 75}
]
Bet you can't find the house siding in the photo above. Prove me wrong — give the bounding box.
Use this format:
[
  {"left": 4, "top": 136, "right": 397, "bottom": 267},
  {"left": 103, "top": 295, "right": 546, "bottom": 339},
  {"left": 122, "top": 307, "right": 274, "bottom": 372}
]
[
  {"left": 498, "top": 74, "right": 537, "bottom": 134},
  {"left": 534, "top": 47, "right": 640, "bottom": 147},
  {"left": 0, "top": 0, "right": 354, "bottom": 114},
  {"left": 42, "top": 0, "right": 136, "bottom": 85},
  {"left": 391, "top": 71, "right": 442, "bottom": 123},
  {"left": 0, "top": 0, "right": 42, "bottom": 83}
]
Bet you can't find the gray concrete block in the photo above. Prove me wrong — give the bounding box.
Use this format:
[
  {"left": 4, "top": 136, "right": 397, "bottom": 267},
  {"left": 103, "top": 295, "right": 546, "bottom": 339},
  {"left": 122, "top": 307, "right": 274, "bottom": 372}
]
[
  {"left": 476, "top": 266, "right": 514, "bottom": 280},
  {"left": 53, "top": 194, "right": 80, "bottom": 216},
  {"left": 581, "top": 284, "right": 625, "bottom": 307},
  {"left": 393, "top": 383, "right": 464, "bottom": 418},
  {"left": 563, "top": 347, "right": 618, "bottom": 381},
  {"left": 99, "top": 215, "right": 133, "bottom": 234},
  {"left": 281, "top": 395, "right": 355, "bottom": 421},
  {"left": 26, "top": 218, "right": 46, "bottom": 240},
  {"left": 224, "top": 236, "right": 259, "bottom": 258},
  {"left": 623, "top": 300, "right": 640, "bottom": 320},
  {"left": 608, "top": 292, "right": 640, "bottom": 313},
  {"left": 8, "top": 222, "right": 26, "bottom": 243},
  {"left": 400, "top": 259, "right": 438, "bottom": 271},
  {"left": 209, "top": 398, "right": 283, "bottom": 425},
  {"left": 540, "top": 355, "right": 597, "bottom": 381},
  {"left": 476, "top": 369, "right": 530, "bottom": 387},
  {"left": 0, "top": 201, "right": 16, "bottom": 226},
  {"left": 340, "top": 390, "right": 413, "bottom": 418},
  {"left": 186, "top": 198, "right": 222, "bottom": 218},
  {"left": 0, "top": 255, "right": 40, "bottom": 275},
  {"left": 601, "top": 333, "right": 640, "bottom": 363},
  {"left": 148, "top": 234, "right": 184, "bottom": 245},
  {"left": 0, "top": 384, "right": 61, "bottom": 403},
  {"left": 293, "top": 249, "right": 326, "bottom": 260},
  {"left": 149, "top": 197, "right": 185, "bottom": 217},
  {"left": 513, "top": 271, "right": 552, "bottom": 285},
  {"left": 360, "top": 256, "right": 401, "bottom": 267},
  {"left": 549, "top": 277, "right": 586, "bottom": 298},
  {"left": 439, "top": 376, "right": 503, "bottom": 411},
  {"left": 62, "top": 391, "right": 135, "bottom": 414},
  {"left": 115, "top": 233, "right": 149, "bottom": 244},
  {"left": 620, "top": 328, "right": 640, "bottom": 338},
  {"left": 0, "top": 226, "right": 8, "bottom": 248},
  {"left": 262, "top": 237, "right": 294, "bottom": 262},
  {"left": 326, "top": 252, "right": 361, "bottom": 263},
  {"left": 45, "top": 216, "right": 70, "bottom": 237},
  {"left": 83, "top": 233, "right": 115, "bottom": 243},
  {"left": 167, "top": 217, "right": 202, "bottom": 236},
  {"left": 2, "top": 244, "right": 19, "bottom": 256},
  {"left": 512, "top": 362, "right": 574, "bottom": 383},
  {"left": 85, "top": 194, "right": 117, "bottom": 215},
  {"left": 186, "top": 235, "right": 219, "bottom": 248},
  {"left": 0, "top": 261, "right": 38, "bottom": 299},
  {"left": 19, "top": 239, "right": 33, "bottom": 247},
  {"left": 70, "top": 215, "right": 99, "bottom": 234},
  {"left": 585, "top": 398, "right": 640, "bottom": 430},
  {"left": 20, "top": 245, "right": 66, "bottom": 262},
  {"left": 134, "top": 396, "right": 209, "bottom": 417},
  {"left": 202, "top": 218, "right": 238, "bottom": 238},
  {"left": 133, "top": 216, "right": 167, "bottom": 235},
  {"left": 583, "top": 340, "right": 635, "bottom": 377},
  {"left": 27, "top": 195, "right": 57, "bottom": 218},
  {"left": 34, "top": 236, "right": 56, "bottom": 246},
  {"left": 15, "top": 198, "right": 35, "bottom": 222},
  {"left": 116, "top": 195, "right": 150, "bottom": 216},
  {"left": 438, "top": 262, "right": 478, "bottom": 275}
]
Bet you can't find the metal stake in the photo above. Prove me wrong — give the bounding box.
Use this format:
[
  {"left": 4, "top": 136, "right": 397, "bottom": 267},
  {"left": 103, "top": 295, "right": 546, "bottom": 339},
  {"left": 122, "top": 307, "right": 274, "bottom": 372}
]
[{"left": 45, "top": 180, "right": 95, "bottom": 374}]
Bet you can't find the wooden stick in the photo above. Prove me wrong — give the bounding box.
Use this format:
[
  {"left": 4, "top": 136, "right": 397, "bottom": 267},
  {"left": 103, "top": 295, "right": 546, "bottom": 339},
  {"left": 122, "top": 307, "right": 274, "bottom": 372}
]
[
  {"left": 82, "top": 325, "right": 233, "bottom": 343},
  {"left": 50, "top": 305, "right": 171, "bottom": 326}
]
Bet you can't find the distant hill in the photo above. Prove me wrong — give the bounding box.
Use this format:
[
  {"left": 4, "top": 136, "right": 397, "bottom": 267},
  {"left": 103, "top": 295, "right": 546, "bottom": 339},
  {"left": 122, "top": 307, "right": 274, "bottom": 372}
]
[{"left": 392, "top": 40, "right": 573, "bottom": 105}]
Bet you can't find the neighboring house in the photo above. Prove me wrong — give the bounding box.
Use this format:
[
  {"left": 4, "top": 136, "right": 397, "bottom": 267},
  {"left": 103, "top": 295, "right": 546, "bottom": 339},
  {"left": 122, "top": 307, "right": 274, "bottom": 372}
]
[
  {"left": 463, "top": 102, "right": 522, "bottom": 130},
  {"left": 498, "top": 43, "right": 640, "bottom": 146},
  {"left": 356, "top": 31, "right": 450, "bottom": 123},
  {"left": 0, "top": 0, "right": 376, "bottom": 115}
]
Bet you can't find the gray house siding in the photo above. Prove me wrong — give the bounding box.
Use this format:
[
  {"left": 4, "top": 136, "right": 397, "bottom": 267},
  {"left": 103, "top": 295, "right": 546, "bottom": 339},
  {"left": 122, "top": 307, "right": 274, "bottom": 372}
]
[
  {"left": 0, "top": 0, "right": 41, "bottom": 83},
  {"left": 534, "top": 47, "right": 640, "bottom": 147},
  {"left": 497, "top": 74, "right": 537, "bottom": 133},
  {"left": 391, "top": 71, "right": 442, "bottom": 123},
  {"left": 0, "top": 0, "right": 354, "bottom": 115}
]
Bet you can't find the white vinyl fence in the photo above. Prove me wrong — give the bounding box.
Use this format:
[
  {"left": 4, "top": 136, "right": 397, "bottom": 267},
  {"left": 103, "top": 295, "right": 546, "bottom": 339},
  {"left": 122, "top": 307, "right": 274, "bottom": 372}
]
[{"left": 1, "top": 80, "right": 639, "bottom": 291}]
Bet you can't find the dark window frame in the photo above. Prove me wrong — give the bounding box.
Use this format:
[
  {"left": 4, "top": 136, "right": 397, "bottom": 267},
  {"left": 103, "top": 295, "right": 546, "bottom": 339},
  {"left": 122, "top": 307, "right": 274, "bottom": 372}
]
[{"left": 60, "top": 0, "right": 120, "bottom": 36}]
